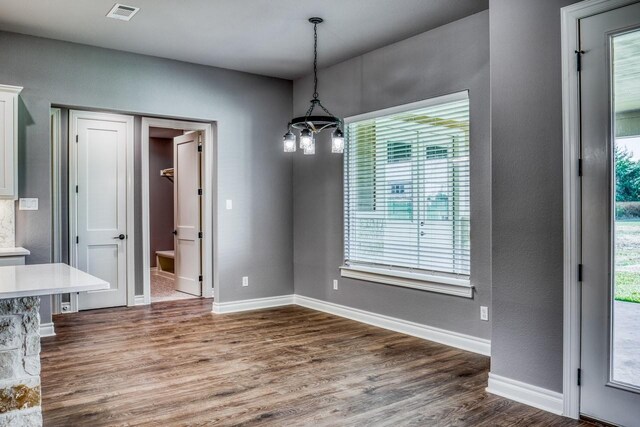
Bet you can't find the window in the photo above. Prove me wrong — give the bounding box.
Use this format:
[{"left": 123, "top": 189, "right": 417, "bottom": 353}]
[
  {"left": 343, "top": 92, "right": 470, "bottom": 295},
  {"left": 387, "top": 142, "right": 412, "bottom": 162}
]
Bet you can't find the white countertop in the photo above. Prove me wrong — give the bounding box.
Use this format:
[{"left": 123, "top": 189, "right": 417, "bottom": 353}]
[
  {"left": 0, "top": 263, "right": 109, "bottom": 298},
  {"left": 0, "top": 247, "right": 30, "bottom": 257}
]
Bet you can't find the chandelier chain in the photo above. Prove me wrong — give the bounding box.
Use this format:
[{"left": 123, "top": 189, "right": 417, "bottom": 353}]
[
  {"left": 313, "top": 22, "right": 319, "bottom": 99},
  {"left": 289, "top": 16, "right": 342, "bottom": 136}
]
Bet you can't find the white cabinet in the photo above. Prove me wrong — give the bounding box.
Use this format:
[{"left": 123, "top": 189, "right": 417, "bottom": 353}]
[{"left": 0, "top": 84, "right": 23, "bottom": 200}]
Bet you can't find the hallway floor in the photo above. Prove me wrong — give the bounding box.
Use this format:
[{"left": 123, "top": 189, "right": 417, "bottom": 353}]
[
  {"left": 150, "top": 269, "right": 197, "bottom": 303},
  {"left": 41, "top": 299, "right": 600, "bottom": 426}
]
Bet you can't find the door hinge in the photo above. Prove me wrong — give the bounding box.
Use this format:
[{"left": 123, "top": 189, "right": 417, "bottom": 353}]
[
  {"left": 76, "top": 236, "right": 79, "bottom": 244},
  {"left": 75, "top": 185, "right": 79, "bottom": 193},
  {"left": 198, "top": 144, "right": 203, "bottom": 152},
  {"left": 575, "top": 50, "right": 585, "bottom": 72},
  {"left": 577, "top": 368, "right": 582, "bottom": 386},
  {"left": 578, "top": 264, "right": 583, "bottom": 282},
  {"left": 197, "top": 188, "right": 202, "bottom": 196},
  {"left": 75, "top": 135, "right": 79, "bottom": 143},
  {"left": 198, "top": 275, "right": 203, "bottom": 282},
  {"left": 198, "top": 231, "right": 203, "bottom": 239},
  {"left": 578, "top": 158, "right": 582, "bottom": 177}
]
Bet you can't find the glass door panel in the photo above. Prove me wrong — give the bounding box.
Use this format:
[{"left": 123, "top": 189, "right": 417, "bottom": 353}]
[{"left": 612, "top": 27, "right": 640, "bottom": 390}]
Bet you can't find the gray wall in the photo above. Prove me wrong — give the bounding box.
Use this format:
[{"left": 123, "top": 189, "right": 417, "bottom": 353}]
[
  {"left": 148, "top": 137, "right": 174, "bottom": 268},
  {"left": 490, "top": 0, "right": 578, "bottom": 393},
  {"left": 292, "top": 11, "right": 491, "bottom": 339},
  {"left": 0, "top": 31, "right": 293, "bottom": 307}
]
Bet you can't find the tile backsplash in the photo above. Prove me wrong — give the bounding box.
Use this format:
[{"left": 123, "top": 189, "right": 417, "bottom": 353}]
[{"left": 0, "top": 200, "right": 15, "bottom": 248}]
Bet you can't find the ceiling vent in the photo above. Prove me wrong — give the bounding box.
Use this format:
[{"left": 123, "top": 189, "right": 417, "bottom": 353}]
[{"left": 106, "top": 3, "right": 140, "bottom": 21}]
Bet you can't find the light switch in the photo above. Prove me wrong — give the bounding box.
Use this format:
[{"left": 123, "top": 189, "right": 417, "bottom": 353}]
[
  {"left": 225, "top": 199, "right": 233, "bottom": 210},
  {"left": 18, "top": 198, "right": 38, "bottom": 211}
]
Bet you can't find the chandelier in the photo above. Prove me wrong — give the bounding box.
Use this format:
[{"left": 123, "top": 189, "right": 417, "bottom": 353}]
[{"left": 283, "top": 17, "right": 344, "bottom": 155}]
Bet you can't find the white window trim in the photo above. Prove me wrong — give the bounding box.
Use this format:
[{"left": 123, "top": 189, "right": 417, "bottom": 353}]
[
  {"left": 343, "top": 90, "right": 472, "bottom": 298},
  {"left": 340, "top": 264, "right": 472, "bottom": 298}
]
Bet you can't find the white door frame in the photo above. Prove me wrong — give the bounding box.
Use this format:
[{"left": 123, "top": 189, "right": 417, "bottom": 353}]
[
  {"left": 141, "top": 117, "right": 215, "bottom": 303},
  {"left": 50, "top": 107, "right": 62, "bottom": 314},
  {"left": 561, "top": 0, "right": 640, "bottom": 419},
  {"left": 68, "top": 110, "right": 136, "bottom": 308}
]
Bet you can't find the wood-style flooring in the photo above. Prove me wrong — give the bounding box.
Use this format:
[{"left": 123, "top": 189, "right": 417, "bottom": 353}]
[{"left": 41, "top": 299, "right": 599, "bottom": 426}]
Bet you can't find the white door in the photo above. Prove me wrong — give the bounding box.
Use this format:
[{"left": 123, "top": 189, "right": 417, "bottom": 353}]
[
  {"left": 71, "top": 111, "right": 133, "bottom": 310},
  {"left": 580, "top": 3, "right": 640, "bottom": 425},
  {"left": 174, "top": 131, "right": 202, "bottom": 296}
]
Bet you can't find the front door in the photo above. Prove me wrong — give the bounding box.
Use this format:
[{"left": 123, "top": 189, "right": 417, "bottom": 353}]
[
  {"left": 71, "top": 111, "right": 132, "bottom": 310},
  {"left": 580, "top": 2, "right": 640, "bottom": 425},
  {"left": 174, "top": 131, "right": 202, "bottom": 296}
]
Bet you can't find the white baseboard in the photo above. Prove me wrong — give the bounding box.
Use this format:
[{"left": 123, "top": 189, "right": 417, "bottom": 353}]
[
  {"left": 486, "top": 373, "right": 564, "bottom": 415},
  {"left": 211, "top": 294, "right": 490, "bottom": 356},
  {"left": 294, "top": 295, "right": 491, "bottom": 356},
  {"left": 212, "top": 295, "right": 295, "bottom": 314},
  {"left": 134, "top": 295, "right": 147, "bottom": 306},
  {"left": 40, "top": 322, "right": 56, "bottom": 338}
]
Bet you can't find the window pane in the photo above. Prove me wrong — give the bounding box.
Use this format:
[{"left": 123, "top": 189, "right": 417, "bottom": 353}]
[
  {"left": 344, "top": 94, "right": 470, "bottom": 277},
  {"left": 612, "top": 28, "right": 640, "bottom": 389}
]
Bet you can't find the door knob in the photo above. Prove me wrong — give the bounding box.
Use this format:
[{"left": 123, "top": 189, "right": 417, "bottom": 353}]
[
  {"left": 113, "top": 234, "right": 125, "bottom": 240},
  {"left": 172, "top": 230, "right": 178, "bottom": 235}
]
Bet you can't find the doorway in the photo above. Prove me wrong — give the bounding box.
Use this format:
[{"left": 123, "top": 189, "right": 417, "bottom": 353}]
[
  {"left": 563, "top": 0, "right": 640, "bottom": 424},
  {"left": 141, "top": 118, "right": 214, "bottom": 304},
  {"left": 146, "top": 127, "right": 202, "bottom": 302}
]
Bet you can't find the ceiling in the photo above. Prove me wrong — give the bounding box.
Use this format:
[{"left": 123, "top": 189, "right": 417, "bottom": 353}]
[{"left": 0, "top": 0, "right": 488, "bottom": 80}]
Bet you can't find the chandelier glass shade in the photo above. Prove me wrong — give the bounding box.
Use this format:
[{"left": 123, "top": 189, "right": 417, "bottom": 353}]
[{"left": 283, "top": 17, "right": 343, "bottom": 154}]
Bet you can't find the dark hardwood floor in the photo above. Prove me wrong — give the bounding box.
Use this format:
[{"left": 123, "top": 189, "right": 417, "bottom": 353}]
[{"left": 41, "top": 299, "right": 597, "bottom": 426}]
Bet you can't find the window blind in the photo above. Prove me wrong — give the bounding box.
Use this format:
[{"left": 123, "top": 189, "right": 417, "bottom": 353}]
[{"left": 344, "top": 92, "right": 470, "bottom": 278}]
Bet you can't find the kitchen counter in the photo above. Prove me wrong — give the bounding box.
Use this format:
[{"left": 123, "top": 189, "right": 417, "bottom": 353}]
[
  {"left": 0, "top": 247, "right": 30, "bottom": 257},
  {"left": 0, "top": 263, "right": 108, "bottom": 426},
  {"left": 0, "top": 263, "right": 108, "bottom": 298},
  {"left": 0, "top": 246, "right": 30, "bottom": 267}
]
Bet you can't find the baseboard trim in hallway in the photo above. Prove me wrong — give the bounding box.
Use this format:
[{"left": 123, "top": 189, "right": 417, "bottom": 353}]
[{"left": 212, "top": 294, "right": 491, "bottom": 356}]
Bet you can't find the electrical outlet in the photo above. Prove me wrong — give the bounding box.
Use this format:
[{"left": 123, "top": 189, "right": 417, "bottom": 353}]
[
  {"left": 242, "top": 276, "right": 249, "bottom": 287},
  {"left": 61, "top": 303, "right": 71, "bottom": 313},
  {"left": 480, "top": 306, "right": 489, "bottom": 321},
  {"left": 333, "top": 279, "right": 338, "bottom": 290},
  {"left": 18, "top": 198, "right": 38, "bottom": 210}
]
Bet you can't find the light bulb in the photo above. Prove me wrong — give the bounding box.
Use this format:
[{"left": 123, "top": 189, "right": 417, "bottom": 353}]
[
  {"left": 303, "top": 138, "right": 315, "bottom": 155},
  {"left": 331, "top": 128, "right": 344, "bottom": 154},
  {"left": 300, "top": 128, "right": 314, "bottom": 150},
  {"left": 283, "top": 131, "right": 296, "bottom": 152}
]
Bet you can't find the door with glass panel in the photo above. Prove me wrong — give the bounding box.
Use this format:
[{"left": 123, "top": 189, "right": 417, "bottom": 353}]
[{"left": 580, "top": 2, "right": 640, "bottom": 425}]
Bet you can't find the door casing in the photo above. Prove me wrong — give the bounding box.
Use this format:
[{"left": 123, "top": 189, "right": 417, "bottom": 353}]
[{"left": 561, "top": 0, "right": 640, "bottom": 419}]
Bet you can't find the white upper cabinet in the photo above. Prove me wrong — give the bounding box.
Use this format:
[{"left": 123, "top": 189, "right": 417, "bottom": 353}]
[{"left": 0, "top": 84, "right": 22, "bottom": 200}]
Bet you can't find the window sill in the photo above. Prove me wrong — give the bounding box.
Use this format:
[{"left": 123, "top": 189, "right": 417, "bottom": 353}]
[{"left": 339, "top": 265, "right": 473, "bottom": 298}]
